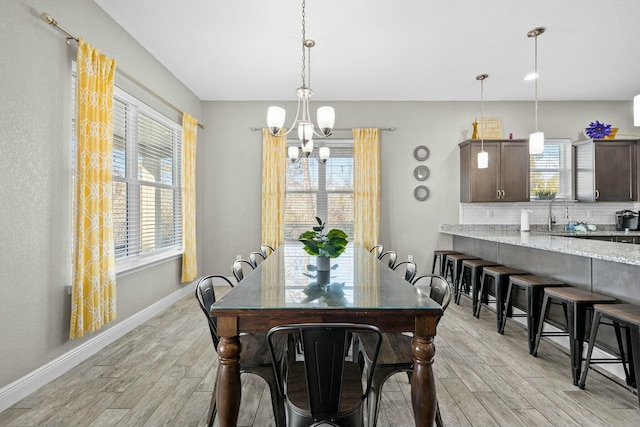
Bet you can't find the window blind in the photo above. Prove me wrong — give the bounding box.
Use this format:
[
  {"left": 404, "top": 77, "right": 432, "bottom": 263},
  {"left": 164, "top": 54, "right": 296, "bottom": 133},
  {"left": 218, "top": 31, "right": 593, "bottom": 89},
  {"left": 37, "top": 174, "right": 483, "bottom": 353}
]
[
  {"left": 284, "top": 141, "right": 354, "bottom": 240},
  {"left": 530, "top": 139, "right": 572, "bottom": 199}
]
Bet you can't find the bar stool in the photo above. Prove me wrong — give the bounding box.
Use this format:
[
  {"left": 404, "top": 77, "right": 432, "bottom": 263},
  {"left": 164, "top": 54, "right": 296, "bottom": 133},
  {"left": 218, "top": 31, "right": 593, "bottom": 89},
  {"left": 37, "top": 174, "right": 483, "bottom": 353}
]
[
  {"left": 475, "top": 266, "right": 529, "bottom": 332},
  {"left": 500, "top": 274, "right": 564, "bottom": 354},
  {"left": 432, "top": 250, "right": 460, "bottom": 277},
  {"left": 579, "top": 303, "right": 640, "bottom": 408},
  {"left": 444, "top": 253, "right": 478, "bottom": 290},
  {"left": 532, "top": 287, "right": 617, "bottom": 386},
  {"left": 457, "top": 259, "right": 501, "bottom": 314}
]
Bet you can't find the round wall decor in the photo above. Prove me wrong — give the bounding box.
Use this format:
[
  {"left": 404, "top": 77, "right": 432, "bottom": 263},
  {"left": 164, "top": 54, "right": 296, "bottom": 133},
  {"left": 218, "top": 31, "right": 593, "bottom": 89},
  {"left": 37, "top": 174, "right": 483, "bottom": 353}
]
[
  {"left": 414, "top": 185, "right": 429, "bottom": 201},
  {"left": 413, "top": 145, "right": 430, "bottom": 161},
  {"left": 414, "top": 165, "right": 430, "bottom": 181}
]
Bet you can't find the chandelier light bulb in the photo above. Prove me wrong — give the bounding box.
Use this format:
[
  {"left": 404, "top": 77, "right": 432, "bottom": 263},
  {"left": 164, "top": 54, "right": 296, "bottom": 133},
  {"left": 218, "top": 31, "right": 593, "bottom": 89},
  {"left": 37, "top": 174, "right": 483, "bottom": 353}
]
[
  {"left": 267, "top": 106, "right": 286, "bottom": 134},
  {"left": 288, "top": 146, "right": 300, "bottom": 160},
  {"left": 317, "top": 106, "right": 335, "bottom": 136},
  {"left": 319, "top": 146, "right": 330, "bottom": 160}
]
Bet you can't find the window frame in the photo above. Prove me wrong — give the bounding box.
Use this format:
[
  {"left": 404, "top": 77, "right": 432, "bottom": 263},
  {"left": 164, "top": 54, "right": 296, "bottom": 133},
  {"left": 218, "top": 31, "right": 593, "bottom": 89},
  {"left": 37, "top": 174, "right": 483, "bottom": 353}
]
[{"left": 111, "top": 88, "right": 184, "bottom": 275}]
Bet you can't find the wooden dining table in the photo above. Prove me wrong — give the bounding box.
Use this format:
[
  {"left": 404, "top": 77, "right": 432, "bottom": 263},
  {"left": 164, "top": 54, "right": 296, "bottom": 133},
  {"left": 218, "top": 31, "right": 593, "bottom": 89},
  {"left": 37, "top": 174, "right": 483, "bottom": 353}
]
[{"left": 210, "top": 244, "right": 443, "bottom": 426}]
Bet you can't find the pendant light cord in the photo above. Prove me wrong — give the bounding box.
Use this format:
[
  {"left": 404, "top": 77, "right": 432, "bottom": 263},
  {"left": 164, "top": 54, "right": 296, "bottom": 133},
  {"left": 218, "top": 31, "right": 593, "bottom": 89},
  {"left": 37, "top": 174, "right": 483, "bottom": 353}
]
[{"left": 534, "top": 33, "right": 539, "bottom": 132}]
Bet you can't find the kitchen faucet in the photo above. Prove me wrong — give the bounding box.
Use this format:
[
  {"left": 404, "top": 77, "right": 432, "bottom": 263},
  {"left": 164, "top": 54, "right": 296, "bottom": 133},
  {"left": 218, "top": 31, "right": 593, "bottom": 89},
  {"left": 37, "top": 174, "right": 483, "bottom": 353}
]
[
  {"left": 548, "top": 198, "right": 557, "bottom": 231},
  {"left": 548, "top": 198, "right": 571, "bottom": 231}
]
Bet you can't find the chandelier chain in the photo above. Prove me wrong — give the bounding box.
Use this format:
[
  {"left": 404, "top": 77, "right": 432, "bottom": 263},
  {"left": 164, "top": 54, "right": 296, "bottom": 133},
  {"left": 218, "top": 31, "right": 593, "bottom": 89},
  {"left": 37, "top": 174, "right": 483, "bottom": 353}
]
[{"left": 301, "top": 0, "right": 306, "bottom": 88}]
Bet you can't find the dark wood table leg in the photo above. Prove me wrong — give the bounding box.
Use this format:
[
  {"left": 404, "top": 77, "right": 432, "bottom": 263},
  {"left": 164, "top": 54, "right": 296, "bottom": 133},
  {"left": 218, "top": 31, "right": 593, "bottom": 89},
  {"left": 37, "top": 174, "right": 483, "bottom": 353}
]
[
  {"left": 411, "top": 317, "right": 437, "bottom": 427},
  {"left": 216, "top": 334, "right": 242, "bottom": 427}
]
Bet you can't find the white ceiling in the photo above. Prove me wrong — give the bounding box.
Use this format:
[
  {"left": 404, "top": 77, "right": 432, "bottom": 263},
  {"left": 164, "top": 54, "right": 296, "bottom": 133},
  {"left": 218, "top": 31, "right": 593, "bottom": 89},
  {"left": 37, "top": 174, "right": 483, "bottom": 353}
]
[{"left": 95, "top": 0, "right": 640, "bottom": 102}]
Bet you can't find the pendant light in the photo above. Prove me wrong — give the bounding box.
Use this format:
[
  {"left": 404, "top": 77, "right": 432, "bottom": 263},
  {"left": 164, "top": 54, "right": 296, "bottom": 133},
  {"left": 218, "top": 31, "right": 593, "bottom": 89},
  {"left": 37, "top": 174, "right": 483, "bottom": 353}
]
[
  {"left": 634, "top": 94, "right": 640, "bottom": 126},
  {"left": 476, "top": 74, "right": 489, "bottom": 169},
  {"left": 267, "top": 0, "right": 334, "bottom": 164},
  {"left": 528, "top": 27, "right": 545, "bottom": 155}
]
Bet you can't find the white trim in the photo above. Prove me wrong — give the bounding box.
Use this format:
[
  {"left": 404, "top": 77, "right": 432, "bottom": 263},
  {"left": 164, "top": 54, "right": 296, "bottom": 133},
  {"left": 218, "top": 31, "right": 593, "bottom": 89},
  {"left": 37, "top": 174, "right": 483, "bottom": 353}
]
[{"left": 0, "top": 283, "right": 199, "bottom": 412}]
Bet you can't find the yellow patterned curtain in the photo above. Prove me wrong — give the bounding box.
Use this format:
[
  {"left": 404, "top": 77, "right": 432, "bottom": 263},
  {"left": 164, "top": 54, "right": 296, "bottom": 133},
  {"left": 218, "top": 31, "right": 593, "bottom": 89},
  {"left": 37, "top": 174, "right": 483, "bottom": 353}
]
[
  {"left": 181, "top": 113, "right": 198, "bottom": 282},
  {"left": 70, "top": 40, "right": 117, "bottom": 339},
  {"left": 353, "top": 128, "right": 380, "bottom": 249},
  {"left": 261, "top": 129, "right": 286, "bottom": 249}
]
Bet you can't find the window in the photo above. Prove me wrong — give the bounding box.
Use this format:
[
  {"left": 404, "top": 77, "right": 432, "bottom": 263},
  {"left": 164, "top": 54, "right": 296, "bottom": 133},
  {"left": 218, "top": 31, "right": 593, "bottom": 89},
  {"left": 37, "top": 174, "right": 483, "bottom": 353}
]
[
  {"left": 112, "top": 89, "right": 183, "bottom": 264},
  {"left": 73, "top": 72, "right": 183, "bottom": 271},
  {"left": 530, "top": 138, "right": 572, "bottom": 199},
  {"left": 284, "top": 140, "right": 354, "bottom": 240}
]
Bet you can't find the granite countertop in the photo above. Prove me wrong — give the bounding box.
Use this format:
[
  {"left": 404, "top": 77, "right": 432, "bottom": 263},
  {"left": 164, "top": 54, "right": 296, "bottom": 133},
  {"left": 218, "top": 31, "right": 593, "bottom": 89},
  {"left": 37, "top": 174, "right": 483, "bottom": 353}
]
[{"left": 439, "top": 224, "right": 640, "bottom": 266}]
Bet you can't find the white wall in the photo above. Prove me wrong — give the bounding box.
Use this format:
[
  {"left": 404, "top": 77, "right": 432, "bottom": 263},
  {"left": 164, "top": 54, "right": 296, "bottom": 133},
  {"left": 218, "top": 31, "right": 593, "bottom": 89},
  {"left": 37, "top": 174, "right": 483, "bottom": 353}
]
[
  {"left": 0, "top": 0, "right": 201, "bottom": 391},
  {"left": 198, "top": 101, "right": 637, "bottom": 276}
]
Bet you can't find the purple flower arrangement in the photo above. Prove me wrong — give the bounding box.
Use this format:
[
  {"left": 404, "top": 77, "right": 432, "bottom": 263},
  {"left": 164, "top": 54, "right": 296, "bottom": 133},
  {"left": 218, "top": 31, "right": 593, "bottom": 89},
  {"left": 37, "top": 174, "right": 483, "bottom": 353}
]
[{"left": 585, "top": 121, "right": 612, "bottom": 139}]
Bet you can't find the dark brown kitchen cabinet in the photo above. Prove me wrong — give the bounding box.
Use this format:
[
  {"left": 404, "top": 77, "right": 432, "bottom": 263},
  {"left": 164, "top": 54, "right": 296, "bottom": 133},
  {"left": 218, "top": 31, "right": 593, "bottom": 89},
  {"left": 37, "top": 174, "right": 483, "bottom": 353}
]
[
  {"left": 459, "top": 139, "right": 530, "bottom": 202},
  {"left": 573, "top": 139, "right": 637, "bottom": 202}
]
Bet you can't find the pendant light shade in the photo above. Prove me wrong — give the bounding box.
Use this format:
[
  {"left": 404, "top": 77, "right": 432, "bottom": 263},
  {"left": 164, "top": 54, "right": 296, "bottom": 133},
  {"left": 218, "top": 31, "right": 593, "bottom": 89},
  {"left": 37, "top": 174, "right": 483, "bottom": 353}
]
[
  {"left": 528, "top": 27, "right": 545, "bottom": 155},
  {"left": 477, "top": 150, "right": 489, "bottom": 169},
  {"left": 476, "top": 73, "right": 489, "bottom": 169},
  {"left": 529, "top": 131, "right": 545, "bottom": 154},
  {"left": 634, "top": 94, "right": 640, "bottom": 126}
]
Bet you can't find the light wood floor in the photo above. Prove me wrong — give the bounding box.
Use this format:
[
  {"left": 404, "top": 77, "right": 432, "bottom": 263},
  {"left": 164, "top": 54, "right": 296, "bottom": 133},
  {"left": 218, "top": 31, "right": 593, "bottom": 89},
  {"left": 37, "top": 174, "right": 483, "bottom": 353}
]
[{"left": 1, "top": 287, "right": 639, "bottom": 427}]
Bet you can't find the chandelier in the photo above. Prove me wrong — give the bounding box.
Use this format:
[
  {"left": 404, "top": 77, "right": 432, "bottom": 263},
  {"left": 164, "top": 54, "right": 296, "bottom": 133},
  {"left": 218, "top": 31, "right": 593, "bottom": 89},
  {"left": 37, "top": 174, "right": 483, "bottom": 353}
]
[{"left": 266, "top": 0, "right": 335, "bottom": 164}]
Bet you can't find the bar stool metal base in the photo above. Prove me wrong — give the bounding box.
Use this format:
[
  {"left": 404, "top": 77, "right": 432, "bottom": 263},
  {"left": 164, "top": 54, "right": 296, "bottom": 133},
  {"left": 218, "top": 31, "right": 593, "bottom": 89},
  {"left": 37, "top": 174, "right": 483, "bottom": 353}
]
[
  {"left": 532, "top": 287, "right": 617, "bottom": 386},
  {"left": 578, "top": 303, "right": 640, "bottom": 408}
]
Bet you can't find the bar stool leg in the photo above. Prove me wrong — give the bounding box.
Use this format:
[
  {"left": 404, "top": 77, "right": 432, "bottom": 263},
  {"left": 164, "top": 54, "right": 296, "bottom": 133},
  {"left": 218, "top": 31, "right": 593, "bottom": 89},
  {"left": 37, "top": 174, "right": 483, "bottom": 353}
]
[
  {"left": 474, "top": 272, "right": 487, "bottom": 318},
  {"left": 578, "top": 310, "right": 602, "bottom": 389},
  {"left": 613, "top": 321, "right": 632, "bottom": 385},
  {"left": 499, "top": 281, "right": 514, "bottom": 334},
  {"left": 528, "top": 286, "right": 544, "bottom": 355},
  {"left": 431, "top": 256, "right": 438, "bottom": 275},
  {"left": 569, "top": 301, "right": 584, "bottom": 386},
  {"left": 630, "top": 326, "right": 640, "bottom": 408},
  {"left": 495, "top": 276, "right": 507, "bottom": 332},
  {"left": 532, "top": 293, "right": 551, "bottom": 357},
  {"left": 626, "top": 328, "right": 636, "bottom": 388}
]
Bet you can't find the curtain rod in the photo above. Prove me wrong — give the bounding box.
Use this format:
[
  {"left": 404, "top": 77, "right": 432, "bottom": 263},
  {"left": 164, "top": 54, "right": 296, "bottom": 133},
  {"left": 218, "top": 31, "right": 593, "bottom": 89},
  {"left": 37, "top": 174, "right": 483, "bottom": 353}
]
[
  {"left": 40, "top": 12, "right": 205, "bottom": 130},
  {"left": 250, "top": 127, "right": 395, "bottom": 132}
]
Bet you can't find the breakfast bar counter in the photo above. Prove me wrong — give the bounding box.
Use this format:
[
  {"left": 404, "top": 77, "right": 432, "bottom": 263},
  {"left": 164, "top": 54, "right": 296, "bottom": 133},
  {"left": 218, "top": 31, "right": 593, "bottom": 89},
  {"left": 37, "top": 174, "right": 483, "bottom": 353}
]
[{"left": 440, "top": 224, "right": 640, "bottom": 305}]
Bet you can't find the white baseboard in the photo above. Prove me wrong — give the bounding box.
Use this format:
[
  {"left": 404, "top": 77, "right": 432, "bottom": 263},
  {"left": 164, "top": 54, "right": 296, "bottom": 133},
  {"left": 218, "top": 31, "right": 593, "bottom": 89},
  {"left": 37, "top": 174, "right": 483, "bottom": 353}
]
[{"left": 0, "top": 283, "right": 198, "bottom": 413}]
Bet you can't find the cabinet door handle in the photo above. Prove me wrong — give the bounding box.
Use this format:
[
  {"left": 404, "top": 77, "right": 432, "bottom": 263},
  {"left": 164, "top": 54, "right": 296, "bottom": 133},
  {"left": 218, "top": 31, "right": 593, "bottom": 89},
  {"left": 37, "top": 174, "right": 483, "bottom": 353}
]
[
  {"left": 497, "top": 190, "right": 501, "bottom": 199},
  {"left": 595, "top": 189, "right": 600, "bottom": 200}
]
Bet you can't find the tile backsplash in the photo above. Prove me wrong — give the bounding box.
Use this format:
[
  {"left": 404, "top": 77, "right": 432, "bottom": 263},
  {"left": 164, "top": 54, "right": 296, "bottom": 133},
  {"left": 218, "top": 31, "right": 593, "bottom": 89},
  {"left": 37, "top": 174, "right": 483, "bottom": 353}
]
[{"left": 460, "top": 201, "right": 640, "bottom": 227}]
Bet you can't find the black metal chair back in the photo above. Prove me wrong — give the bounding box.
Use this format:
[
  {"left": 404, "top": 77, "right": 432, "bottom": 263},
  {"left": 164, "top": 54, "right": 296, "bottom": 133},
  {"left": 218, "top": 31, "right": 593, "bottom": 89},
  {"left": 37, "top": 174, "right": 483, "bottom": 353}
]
[{"left": 268, "top": 323, "right": 382, "bottom": 427}]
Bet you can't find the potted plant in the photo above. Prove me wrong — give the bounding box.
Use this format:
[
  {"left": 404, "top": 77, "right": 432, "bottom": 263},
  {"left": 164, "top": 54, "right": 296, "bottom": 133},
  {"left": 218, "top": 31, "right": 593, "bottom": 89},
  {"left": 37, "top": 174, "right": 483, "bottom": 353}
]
[
  {"left": 533, "top": 189, "right": 556, "bottom": 200},
  {"left": 298, "top": 217, "right": 348, "bottom": 270}
]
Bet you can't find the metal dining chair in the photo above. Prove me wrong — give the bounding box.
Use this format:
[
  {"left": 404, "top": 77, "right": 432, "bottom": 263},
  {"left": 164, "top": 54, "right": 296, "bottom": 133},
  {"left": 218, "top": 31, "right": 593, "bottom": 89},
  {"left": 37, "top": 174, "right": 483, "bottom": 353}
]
[
  {"left": 195, "top": 274, "right": 289, "bottom": 427},
  {"left": 378, "top": 250, "right": 397, "bottom": 268},
  {"left": 369, "top": 244, "right": 384, "bottom": 258},
  {"left": 249, "top": 251, "right": 266, "bottom": 268},
  {"left": 393, "top": 260, "right": 417, "bottom": 282},
  {"left": 232, "top": 258, "right": 254, "bottom": 282},
  {"left": 355, "top": 274, "right": 451, "bottom": 427},
  {"left": 268, "top": 323, "right": 382, "bottom": 427},
  {"left": 260, "top": 244, "right": 275, "bottom": 258}
]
